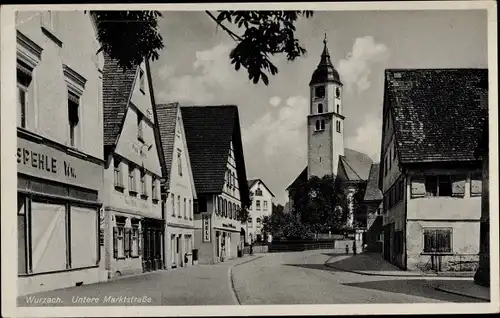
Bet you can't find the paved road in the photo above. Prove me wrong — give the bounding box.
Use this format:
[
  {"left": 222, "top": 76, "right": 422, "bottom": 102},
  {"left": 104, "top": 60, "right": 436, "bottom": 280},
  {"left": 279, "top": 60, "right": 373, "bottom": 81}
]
[{"left": 231, "top": 250, "right": 485, "bottom": 304}]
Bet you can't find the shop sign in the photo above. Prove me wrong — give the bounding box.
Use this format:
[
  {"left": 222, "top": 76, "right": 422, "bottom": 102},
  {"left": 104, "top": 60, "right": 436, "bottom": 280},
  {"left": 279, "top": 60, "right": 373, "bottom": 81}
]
[
  {"left": 222, "top": 223, "right": 237, "bottom": 229},
  {"left": 202, "top": 214, "right": 211, "bottom": 242},
  {"left": 17, "top": 137, "right": 102, "bottom": 190}
]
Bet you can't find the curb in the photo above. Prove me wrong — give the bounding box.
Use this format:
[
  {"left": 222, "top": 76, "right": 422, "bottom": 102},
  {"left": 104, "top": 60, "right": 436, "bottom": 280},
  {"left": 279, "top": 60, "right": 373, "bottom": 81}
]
[
  {"left": 229, "top": 255, "right": 264, "bottom": 305},
  {"left": 434, "top": 286, "right": 490, "bottom": 302},
  {"left": 323, "top": 256, "right": 473, "bottom": 279}
]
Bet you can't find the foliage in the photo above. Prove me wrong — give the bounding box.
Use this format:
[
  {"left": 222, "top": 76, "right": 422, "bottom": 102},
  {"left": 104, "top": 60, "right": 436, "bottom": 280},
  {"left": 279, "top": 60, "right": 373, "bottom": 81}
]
[
  {"left": 90, "top": 11, "right": 164, "bottom": 70},
  {"left": 262, "top": 208, "right": 313, "bottom": 240},
  {"left": 238, "top": 191, "right": 254, "bottom": 224},
  {"left": 208, "top": 11, "right": 314, "bottom": 85},
  {"left": 90, "top": 10, "right": 313, "bottom": 85},
  {"left": 290, "top": 174, "right": 346, "bottom": 233}
]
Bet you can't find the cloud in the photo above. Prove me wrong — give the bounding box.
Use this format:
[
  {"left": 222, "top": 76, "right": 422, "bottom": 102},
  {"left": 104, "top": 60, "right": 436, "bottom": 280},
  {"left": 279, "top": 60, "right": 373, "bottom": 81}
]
[
  {"left": 156, "top": 43, "right": 246, "bottom": 104},
  {"left": 345, "top": 115, "right": 382, "bottom": 162},
  {"left": 242, "top": 95, "right": 308, "bottom": 157},
  {"left": 269, "top": 96, "right": 282, "bottom": 107},
  {"left": 337, "top": 36, "right": 390, "bottom": 93}
]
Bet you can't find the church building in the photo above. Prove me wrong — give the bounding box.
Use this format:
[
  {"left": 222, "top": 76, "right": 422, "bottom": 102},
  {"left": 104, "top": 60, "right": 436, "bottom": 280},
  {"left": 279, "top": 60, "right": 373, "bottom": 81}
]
[{"left": 287, "top": 35, "right": 373, "bottom": 233}]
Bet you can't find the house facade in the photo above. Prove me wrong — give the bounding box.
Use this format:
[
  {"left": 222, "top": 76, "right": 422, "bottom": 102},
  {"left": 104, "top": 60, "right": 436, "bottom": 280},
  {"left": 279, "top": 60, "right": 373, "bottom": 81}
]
[
  {"left": 155, "top": 103, "right": 196, "bottom": 269},
  {"left": 16, "top": 11, "right": 105, "bottom": 295},
  {"left": 101, "top": 55, "right": 165, "bottom": 279},
  {"left": 181, "top": 106, "right": 250, "bottom": 264},
  {"left": 363, "top": 164, "right": 384, "bottom": 252},
  {"left": 246, "top": 179, "right": 275, "bottom": 243},
  {"left": 380, "top": 69, "right": 488, "bottom": 272}
]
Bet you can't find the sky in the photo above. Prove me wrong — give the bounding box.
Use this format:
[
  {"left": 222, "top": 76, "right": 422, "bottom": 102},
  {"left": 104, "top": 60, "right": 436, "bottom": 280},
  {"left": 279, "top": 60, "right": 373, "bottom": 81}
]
[{"left": 150, "top": 9, "right": 488, "bottom": 205}]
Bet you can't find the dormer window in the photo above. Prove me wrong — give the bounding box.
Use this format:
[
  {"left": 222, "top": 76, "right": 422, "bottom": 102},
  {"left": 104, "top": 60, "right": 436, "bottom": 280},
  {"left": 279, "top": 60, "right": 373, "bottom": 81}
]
[
  {"left": 317, "top": 103, "right": 324, "bottom": 113},
  {"left": 314, "top": 86, "right": 325, "bottom": 99}
]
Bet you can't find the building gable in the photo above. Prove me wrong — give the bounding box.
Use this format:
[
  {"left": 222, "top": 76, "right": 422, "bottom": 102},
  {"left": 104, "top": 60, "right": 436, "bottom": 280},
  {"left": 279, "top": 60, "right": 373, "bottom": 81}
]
[{"left": 248, "top": 179, "right": 275, "bottom": 198}]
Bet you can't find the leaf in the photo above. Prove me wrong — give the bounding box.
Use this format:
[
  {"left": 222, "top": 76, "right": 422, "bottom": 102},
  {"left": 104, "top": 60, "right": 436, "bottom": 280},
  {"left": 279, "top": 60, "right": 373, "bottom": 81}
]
[{"left": 261, "top": 73, "right": 269, "bottom": 85}]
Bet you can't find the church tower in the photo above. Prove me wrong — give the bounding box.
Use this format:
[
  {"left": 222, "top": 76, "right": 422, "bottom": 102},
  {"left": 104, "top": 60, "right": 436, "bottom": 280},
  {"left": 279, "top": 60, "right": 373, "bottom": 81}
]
[{"left": 307, "top": 34, "right": 345, "bottom": 179}]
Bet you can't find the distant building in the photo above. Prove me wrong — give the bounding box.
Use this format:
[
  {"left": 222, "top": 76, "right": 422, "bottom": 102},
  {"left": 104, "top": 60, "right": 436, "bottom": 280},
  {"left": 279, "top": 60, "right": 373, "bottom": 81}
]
[
  {"left": 286, "top": 35, "right": 373, "bottom": 231},
  {"left": 16, "top": 11, "right": 105, "bottom": 295},
  {"left": 474, "top": 118, "right": 489, "bottom": 286},
  {"left": 181, "top": 106, "right": 251, "bottom": 264},
  {"left": 101, "top": 54, "right": 165, "bottom": 278},
  {"left": 245, "top": 179, "right": 275, "bottom": 243},
  {"left": 379, "top": 68, "right": 488, "bottom": 271},
  {"left": 155, "top": 102, "right": 197, "bottom": 269},
  {"left": 363, "top": 164, "right": 384, "bottom": 252}
]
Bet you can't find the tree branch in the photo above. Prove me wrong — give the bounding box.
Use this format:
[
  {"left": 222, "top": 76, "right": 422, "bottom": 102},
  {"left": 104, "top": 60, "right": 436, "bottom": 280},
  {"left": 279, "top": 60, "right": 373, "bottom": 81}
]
[{"left": 205, "top": 11, "right": 243, "bottom": 42}]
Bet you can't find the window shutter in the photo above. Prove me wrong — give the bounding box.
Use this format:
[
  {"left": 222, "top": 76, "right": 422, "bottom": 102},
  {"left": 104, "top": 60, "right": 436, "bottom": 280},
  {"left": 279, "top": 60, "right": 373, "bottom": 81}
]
[
  {"left": 451, "top": 176, "right": 466, "bottom": 197},
  {"left": 113, "top": 227, "right": 118, "bottom": 259},
  {"left": 411, "top": 177, "right": 426, "bottom": 198},
  {"left": 124, "top": 228, "right": 131, "bottom": 257},
  {"left": 470, "top": 175, "right": 482, "bottom": 196}
]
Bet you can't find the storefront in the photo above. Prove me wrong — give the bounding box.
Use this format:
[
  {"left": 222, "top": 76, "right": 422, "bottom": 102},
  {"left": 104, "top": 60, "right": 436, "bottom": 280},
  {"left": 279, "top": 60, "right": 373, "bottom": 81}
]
[
  {"left": 142, "top": 217, "right": 164, "bottom": 272},
  {"left": 17, "top": 136, "right": 104, "bottom": 296},
  {"left": 214, "top": 222, "right": 240, "bottom": 262}
]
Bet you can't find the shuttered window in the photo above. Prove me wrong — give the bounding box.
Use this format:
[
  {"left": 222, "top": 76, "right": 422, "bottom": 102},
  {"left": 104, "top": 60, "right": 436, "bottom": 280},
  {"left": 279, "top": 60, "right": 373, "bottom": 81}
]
[{"left": 423, "top": 228, "right": 452, "bottom": 253}]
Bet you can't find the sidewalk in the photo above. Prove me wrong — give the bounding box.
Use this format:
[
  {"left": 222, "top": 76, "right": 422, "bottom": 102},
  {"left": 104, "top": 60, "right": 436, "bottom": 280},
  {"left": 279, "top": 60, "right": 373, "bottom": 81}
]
[
  {"left": 434, "top": 280, "right": 490, "bottom": 301},
  {"left": 18, "top": 254, "right": 263, "bottom": 307},
  {"left": 325, "top": 253, "right": 474, "bottom": 279}
]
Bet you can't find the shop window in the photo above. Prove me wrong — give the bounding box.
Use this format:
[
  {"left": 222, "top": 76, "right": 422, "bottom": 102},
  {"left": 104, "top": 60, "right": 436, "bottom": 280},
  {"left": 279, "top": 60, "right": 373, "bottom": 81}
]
[
  {"left": 70, "top": 206, "right": 98, "bottom": 268},
  {"left": 18, "top": 194, "right": 27, "bottom": 274},
  {"left": 30, "top": 201, "right": 67, "bottom": 273},
  {"left": 423, "top": 228, "right": 452, "bottom": 253}
]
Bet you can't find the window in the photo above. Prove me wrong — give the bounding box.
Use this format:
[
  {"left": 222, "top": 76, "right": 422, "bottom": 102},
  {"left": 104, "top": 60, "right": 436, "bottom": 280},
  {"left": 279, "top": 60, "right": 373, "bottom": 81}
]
[
  {"left": 131, "top": 226, "right": 139, "bottom": 257},
  {"left": 256, "top": 217, "right": 262, "bottom": 227},
  {"left": 320, "top": 120, "right": 325, "bottom": 130},
  {"left": 128, "top": 164, "right": 137, "bottom": 194},
  {"left": 114, "top": 156, "right": 124, "bottom": 189},
  {"left": 137, "top": 112, "right": 144, "bottom": 141},
  {"left": 183, "top": 198, "right": 187, "bottom": 219},
  {"left": 177, "top": 149, "right": 182, "bottom": 176},
  {"left": 423, "top": 228, "right": 452, "bottom": 253},
  {"left": 232, "top": 172, "right": 236, "bottom": 192},
  {"left": 255, "top": 188, "right": 263, "bottom": 196},
  {"left": 70, "top": 206, "right": 98, "bottom": 268},
  {"left": 18, "top": 194, "right": 26, "bottom": 274},
  {"left": 336, "top": 104, "right": 340, "bottom": 114},
  {"left": 229, "top": 203, "right": 233, "bottom": 219},
  {"left": 189, "top": 199, "right": 192, "bottom": 220},
  {"left": 470, "top": 173, "right": 482, "bottom": 196},
  {"left": 140, "top": 170, "right": 147, "bottom": 198},
  {"left": 336, "top": 120, "right": 341, "bottom": 133},
  {"left": 68, "top": 91, "right": 80, "bottom": 147},
  {"left": 17, "top": 63, "right": 32, "bottom": 129},
  {"left": 171, "top": 193, "right": 175, "bottom": 216},
  {"left": 248, "top": 217, "right": 253, "bottom": 224},
  {"left": 317, "top": 103, "right": 324, "bottom": 113},
  {"left": 315, "top": 85, "right": 325, "bottom": 98},
  {"left": 152, "top": 177, "right": 158, "bottom": 201},
  {"left": 256, "top": 200, "right": 261, "bottom": 211},
  {"left": 263, "top": 201, "right": 268, "bottom": 211},
  {"left": 425, "top": 175, "right": 452, "bottom": 197},
  {"left": 177, "top": 196, "right": 181, "bottom": 218},
  {"left": 336, "top": 87, "right": 341, "bottom": 98},
  {"left": 139, "top": 69, "right": 145, "bottom": 93},
  {"left": 315, "top": 120, "right": 320, "bottom": 131}
]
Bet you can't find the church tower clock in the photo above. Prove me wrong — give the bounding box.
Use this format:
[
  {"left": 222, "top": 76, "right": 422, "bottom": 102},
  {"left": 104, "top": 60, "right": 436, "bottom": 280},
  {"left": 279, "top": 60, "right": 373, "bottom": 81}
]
[{"left": 307, "top": 34, "right": 345, "bottom": 178}]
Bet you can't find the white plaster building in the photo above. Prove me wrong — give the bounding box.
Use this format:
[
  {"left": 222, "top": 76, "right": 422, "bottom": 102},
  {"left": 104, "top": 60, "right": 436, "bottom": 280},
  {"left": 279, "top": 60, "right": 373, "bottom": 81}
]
[{"left": 246, "top": 179, "right": 275, "bottom": 243}]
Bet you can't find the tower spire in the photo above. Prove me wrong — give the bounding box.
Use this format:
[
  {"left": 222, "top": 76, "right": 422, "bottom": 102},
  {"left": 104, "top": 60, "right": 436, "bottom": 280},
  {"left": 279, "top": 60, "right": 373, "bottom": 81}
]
[{"left": 319, "top": 32, "right": 332, "bottom": 67}]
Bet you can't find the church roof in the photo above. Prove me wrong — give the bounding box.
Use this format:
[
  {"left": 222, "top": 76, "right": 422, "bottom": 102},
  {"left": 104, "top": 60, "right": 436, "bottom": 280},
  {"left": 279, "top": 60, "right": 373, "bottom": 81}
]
[
  {"left": 340, "top": 148, "right": 373, "bottom": 181},
  {"left": 309, "top": 35, "right": 342, "bottom": 86},
  {"left": 363, "top": 163, "right": 383, "bottom": 202},
  {"left": 384, "top": 68, "right": 488, "bottom": 164}
]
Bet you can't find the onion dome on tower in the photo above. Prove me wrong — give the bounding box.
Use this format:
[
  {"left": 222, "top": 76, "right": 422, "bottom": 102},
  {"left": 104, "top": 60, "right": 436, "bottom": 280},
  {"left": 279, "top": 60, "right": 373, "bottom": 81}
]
[{"left": 309, "top": 33, "right": 342, "bottom": 86}]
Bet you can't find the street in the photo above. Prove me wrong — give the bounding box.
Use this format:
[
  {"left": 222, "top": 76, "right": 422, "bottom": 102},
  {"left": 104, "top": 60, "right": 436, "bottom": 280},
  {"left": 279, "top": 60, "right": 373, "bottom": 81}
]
[{"left": 18, "top": 250, "right": 484, "bottom": 307}]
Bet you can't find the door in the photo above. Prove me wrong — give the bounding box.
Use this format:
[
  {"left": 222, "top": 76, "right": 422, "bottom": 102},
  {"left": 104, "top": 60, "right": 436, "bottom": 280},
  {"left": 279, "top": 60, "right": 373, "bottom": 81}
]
[
  {"left": 383, "top": 226, "right": 391, "bottom": 262},
  {"left": 176, "top": 236, "right": 181, "bottom": 267}
]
